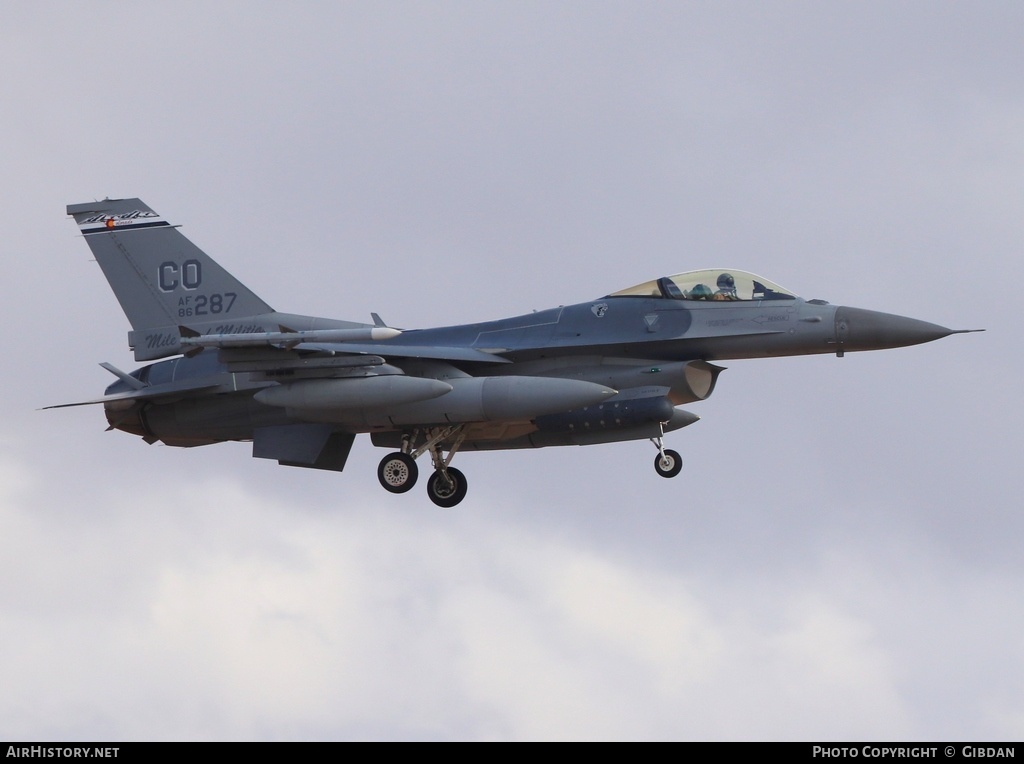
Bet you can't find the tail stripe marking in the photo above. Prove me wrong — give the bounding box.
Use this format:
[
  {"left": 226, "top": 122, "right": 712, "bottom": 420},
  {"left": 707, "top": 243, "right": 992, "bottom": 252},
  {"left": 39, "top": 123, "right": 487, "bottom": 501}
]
[
  {"left": 78, "top": 209, "right": 171, "bottom": 235},
  {"left": 81, "top": 220, "right": 172, "bottom": 235}
]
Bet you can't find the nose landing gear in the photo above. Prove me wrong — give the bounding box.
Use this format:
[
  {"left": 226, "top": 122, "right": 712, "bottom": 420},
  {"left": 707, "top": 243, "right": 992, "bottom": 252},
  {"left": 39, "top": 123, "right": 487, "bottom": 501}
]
[
  {"left": 653, "top": 449, "right": 683, "bottom": 478},
  {"left": 651, "top": 423, "right": 683, "bottom": 478}
]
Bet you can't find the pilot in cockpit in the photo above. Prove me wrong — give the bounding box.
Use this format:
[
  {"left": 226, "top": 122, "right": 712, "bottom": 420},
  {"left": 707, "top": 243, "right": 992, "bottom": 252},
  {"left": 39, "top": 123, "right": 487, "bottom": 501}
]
[{"left": 713, "top": 272, "right": 739, "bottom": 301}]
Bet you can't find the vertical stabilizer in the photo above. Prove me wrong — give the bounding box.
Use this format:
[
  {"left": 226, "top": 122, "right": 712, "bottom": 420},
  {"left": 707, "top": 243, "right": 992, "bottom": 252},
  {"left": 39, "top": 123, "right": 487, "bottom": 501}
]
[{"left": 67, "top": 198, "right": 275, "bottom": 360}]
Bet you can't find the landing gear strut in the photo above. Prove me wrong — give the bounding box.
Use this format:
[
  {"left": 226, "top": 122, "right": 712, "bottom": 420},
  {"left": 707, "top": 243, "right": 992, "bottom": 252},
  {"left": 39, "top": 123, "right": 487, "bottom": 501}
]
[
  {"left": 651, "top": 423, "right": 683, "bottom": 478},
  {"left": 425, "top": 426, "right": 467, "bottom": 507},
  {"left": 377, "top": 426, "right": 470, "bottom": 507}
]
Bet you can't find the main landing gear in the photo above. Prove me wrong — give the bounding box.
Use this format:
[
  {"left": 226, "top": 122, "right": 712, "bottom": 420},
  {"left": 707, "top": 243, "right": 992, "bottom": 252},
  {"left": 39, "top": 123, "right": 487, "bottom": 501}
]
[
  {"left": 377, "top": 426, "right": 469, "bottom": 507},
  {"left": 377, "top": 452, "right": 417, "bottom": 493},
  {"left": 426, "top": 467, "right": 468, "bottom": 508}
]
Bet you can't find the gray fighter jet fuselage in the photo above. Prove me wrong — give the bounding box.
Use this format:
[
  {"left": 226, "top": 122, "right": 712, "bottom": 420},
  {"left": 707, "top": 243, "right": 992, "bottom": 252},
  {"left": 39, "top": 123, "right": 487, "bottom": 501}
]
[{"left": 53, "top": 198, "right": 974, "bottom": 506}]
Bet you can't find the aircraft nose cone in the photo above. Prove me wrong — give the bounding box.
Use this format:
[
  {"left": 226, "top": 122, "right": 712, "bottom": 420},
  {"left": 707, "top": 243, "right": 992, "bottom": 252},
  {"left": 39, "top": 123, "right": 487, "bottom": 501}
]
[{"left": 835, "top": 306, "right": 956, "bottom": 352}]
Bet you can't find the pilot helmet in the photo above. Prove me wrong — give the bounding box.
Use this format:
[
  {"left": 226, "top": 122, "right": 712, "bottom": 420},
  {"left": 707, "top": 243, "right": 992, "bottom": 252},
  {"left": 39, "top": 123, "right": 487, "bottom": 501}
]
[
  {"left": 717, "top": 272, "right": 737, "bottom": 294},
  {"left": 689, "top": 283, "right": 713, "bottom": 299}
]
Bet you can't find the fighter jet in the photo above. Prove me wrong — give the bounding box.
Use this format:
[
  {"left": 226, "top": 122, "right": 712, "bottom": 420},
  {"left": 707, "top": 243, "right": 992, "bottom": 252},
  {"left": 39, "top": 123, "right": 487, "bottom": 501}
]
[{"left": 52, "top": 198, "right": 976, "bottom": 506}]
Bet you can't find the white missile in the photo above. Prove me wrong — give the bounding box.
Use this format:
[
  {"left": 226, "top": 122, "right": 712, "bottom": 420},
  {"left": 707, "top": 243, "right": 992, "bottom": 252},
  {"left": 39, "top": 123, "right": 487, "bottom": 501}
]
[{"left": 181, "top": 326, "right": 401, "bottom": 349}]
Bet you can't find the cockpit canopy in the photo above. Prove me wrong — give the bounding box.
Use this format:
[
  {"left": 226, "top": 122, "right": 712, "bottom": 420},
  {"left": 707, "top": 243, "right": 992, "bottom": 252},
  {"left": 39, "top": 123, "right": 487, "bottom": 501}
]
[{"left": 608, "top": 269, "right": 798, "bottom": 302}]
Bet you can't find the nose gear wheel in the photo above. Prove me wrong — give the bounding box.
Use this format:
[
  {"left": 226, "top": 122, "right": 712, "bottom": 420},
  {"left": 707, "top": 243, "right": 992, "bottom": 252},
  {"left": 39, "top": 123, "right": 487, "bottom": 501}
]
[
  {"left": 650, "top": 422, "right": 683, "bottom": 478},
  {"left": 654, "top": 449, "right": 682, "bottom": 478}
]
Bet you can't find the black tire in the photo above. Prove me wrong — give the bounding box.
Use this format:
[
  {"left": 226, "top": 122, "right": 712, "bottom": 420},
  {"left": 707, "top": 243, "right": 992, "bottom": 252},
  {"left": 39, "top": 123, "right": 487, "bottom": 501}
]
[
  {"left": 426, "top": 467, "right": 468, "bottom": 507},
  {"left": 654, "top": 449, "right": 683, "bottom": 478},
  {"left": 377, "top": 452, "right": 418, "bottom": 493}
]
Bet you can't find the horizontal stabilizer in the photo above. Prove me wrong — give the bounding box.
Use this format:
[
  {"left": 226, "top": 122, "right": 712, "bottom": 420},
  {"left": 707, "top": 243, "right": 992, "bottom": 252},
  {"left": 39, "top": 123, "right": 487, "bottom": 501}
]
[{"left": 41, "top": 380, "right": 222, "bottom": 410}]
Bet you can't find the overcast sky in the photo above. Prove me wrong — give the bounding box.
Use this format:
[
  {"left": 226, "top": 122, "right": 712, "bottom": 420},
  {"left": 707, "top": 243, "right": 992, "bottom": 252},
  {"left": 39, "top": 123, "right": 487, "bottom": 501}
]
[{"left": 2, "top": 1, "right": 1022, "bottom": 741}]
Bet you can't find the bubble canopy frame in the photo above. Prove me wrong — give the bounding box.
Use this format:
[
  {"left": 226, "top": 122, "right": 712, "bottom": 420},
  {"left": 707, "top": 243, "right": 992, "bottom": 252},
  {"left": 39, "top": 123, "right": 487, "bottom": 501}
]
[{"left": 608, "top": 269, "right": 798, "bottom": 302}]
